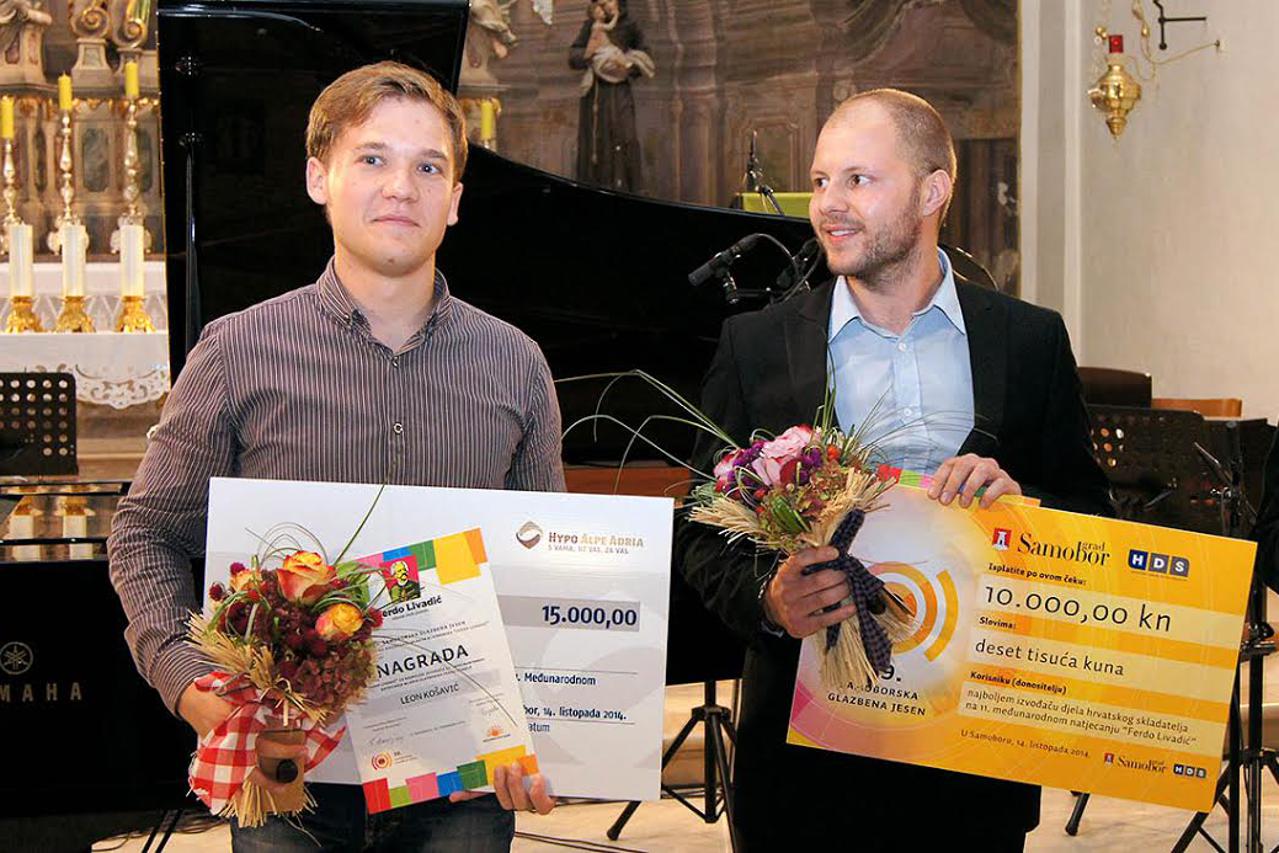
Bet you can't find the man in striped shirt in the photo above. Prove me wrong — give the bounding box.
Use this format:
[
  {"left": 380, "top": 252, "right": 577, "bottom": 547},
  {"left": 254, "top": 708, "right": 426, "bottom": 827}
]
[{"left": 108, "top": 62, "right": 564, "bottom": 850}]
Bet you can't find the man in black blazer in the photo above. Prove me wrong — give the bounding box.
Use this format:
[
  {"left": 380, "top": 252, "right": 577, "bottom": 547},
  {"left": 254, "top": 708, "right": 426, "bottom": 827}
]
[{"left": 676, "top": 90, "right": 1114, "bottom": 851}]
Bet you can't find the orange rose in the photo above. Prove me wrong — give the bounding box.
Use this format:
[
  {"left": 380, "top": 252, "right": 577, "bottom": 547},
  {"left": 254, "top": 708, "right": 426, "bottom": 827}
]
[
  {"left": 228, "top": 568, "right": 263, "bottom": 593},
  {"left": 277, "top": 551, "right": 335, "bottom": 605},
  {"left": 315, "top": 602, "right": 364, "bottom": 642}
]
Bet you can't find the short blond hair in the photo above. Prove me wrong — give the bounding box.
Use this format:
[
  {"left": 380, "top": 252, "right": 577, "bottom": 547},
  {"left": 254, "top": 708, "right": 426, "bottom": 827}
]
[
  {"left": 306, "top": 61, "right": 468, "bottom": 182},
  {"left": 831, "top": 88, "right": 957, "bottom": 218}
]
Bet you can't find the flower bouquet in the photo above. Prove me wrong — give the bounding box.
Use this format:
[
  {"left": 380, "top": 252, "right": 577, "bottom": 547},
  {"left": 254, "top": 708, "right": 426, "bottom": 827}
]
[
  {"left": 561, "top": 371, "right": 916, "bottom": 690},
  {"left": 688, "top": 423, "right": 915, "bottom": 688},
  {"left": 187, "top": 544, "right": 383, "bottom": 827}
]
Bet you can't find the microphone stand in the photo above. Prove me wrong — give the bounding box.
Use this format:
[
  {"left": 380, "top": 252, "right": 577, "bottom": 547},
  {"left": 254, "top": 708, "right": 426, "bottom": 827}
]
[
  {"left": 744, "top": 131, "right": 784, "bottom": 216},
  {"left": 1172, "top": 423, "right": 1274, "bottom": 853}
]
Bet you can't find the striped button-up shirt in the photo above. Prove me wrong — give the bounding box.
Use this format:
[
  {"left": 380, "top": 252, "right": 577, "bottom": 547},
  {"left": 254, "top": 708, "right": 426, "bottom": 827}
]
[{"left": 108, "top": 259, "right": 565, "bottom": 715}]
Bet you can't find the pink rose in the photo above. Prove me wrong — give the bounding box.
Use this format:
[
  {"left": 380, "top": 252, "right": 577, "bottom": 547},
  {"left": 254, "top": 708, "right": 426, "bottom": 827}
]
[
  {"left": 751, "top": 456, "right": 784, "bottom": 487},
  {"left": 760, "top": 425, "right": 814, "bottom": 461}
]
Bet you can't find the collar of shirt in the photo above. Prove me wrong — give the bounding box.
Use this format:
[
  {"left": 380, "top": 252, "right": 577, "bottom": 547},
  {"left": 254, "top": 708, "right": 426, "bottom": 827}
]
[
  {"left": 827, "top": 248, "right": 965, "bottom": 342},
  {"left": 315, "top": 256, "right": 454, "bottom": 342}
]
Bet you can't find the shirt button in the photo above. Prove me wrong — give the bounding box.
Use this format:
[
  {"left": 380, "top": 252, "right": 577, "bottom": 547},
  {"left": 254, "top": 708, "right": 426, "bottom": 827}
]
[
  {"left": 393, "top": 422, "right": 404, "bottom": 435},
  {"left": 903, "top": 407, "right": 913, "bottom": 417},
  {"left": 897, "top": 342, "right": 909, "bottom": 352},
  {"left": 391, "top": 357, "right": 400, "bottom": 368}
]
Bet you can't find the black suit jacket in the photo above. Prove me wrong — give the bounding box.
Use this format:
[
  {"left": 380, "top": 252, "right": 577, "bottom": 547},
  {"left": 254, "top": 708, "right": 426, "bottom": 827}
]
[{"left": 674, "top": 272, "right": 1115, "bottom": 842}]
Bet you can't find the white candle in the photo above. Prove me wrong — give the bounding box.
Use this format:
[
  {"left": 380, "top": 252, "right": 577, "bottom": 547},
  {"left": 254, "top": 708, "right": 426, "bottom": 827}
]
[
  {"left": 62, "top": 511, "right": 93, "bottom": 559},
  {"left": 7, "top": 222, "right": 34, "bottom": 297},
  {"left": 120, "top": 223, "right": 145, "bottom": 297},
  {"left": 60, "top": 223, "right": 88, "bottom": 297},
  {"left": 8, "top": 511, "right": 41, "bottom": 561}
]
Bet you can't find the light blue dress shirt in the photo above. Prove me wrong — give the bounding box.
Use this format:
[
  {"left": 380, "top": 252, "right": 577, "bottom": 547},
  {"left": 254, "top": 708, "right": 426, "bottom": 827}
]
[{"left": 827, "top": 249, "right": 975, "bottom": 474}]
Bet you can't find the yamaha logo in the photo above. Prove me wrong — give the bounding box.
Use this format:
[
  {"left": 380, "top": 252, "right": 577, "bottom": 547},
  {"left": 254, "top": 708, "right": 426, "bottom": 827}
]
[
  {"left": 516, "top": 521, "right": 543, "bottom": 549},
  {"left": 0, "top": 641, "right": 32, "bottom": 676}
]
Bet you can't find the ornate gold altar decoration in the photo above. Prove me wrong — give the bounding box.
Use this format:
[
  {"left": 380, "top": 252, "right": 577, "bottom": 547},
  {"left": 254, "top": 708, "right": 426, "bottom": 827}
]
[
  {"left": 3, "top": 297, "right": 41, "bottom": 332},
  {"left": 1089, "top": 1, "right": 1220, "bottom": 140},
  {"left": 115, "top": 294, "right": 152, "bottom": 332}
]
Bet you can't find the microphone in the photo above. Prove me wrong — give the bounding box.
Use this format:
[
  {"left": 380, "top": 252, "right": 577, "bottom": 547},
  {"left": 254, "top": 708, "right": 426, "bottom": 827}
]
[
  {"left": 774, "top": 237, "right": 821, "bottom": 293},
  {"left": 688, "top": 233, "right": 762, "bottom": 288}
]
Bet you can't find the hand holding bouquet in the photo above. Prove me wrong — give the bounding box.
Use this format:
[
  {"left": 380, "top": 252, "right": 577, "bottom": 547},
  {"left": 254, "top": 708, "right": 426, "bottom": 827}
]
[
  {"left": 187, "top": 549, "right": 382, "bottom": 827},
  {"left": 561, "top": 371, "right": 916, "bottom": 689},
  {"left": 689, "top": 424, "right": 915, "bottom": 688}
]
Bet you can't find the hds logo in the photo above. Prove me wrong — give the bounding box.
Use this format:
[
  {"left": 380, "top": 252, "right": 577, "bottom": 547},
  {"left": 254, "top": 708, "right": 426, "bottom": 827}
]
[{"left": 1128, "top": 549, "right": 1190, "bottom": 578}]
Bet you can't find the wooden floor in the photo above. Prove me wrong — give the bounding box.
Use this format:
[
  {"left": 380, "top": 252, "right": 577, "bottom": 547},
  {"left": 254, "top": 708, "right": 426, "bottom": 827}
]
[
  {"left": 91, "top": 778, "right": 1279, "bottom": 852},
  {"left": 96, "top": 647, "right": 1279, "bottom": 852}
]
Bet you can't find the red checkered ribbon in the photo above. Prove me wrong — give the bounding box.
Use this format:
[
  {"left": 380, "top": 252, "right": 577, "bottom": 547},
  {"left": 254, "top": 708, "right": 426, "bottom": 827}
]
[{"left": 187, "top": 671, "right": 345, "bottom": 815}]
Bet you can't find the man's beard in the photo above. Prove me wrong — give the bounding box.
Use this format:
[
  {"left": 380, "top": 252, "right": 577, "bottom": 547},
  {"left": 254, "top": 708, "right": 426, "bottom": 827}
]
[{"left": 824, "top": 198, "right": 924, "bottom": 291}]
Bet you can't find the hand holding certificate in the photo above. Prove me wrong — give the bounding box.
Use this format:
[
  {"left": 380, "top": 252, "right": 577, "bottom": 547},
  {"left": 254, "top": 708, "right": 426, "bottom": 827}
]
[
  {"left": 787, "top": 484, "right": 1256, "bottom": 811},
  {"left": 205, "top": 477, "right": 673, "bottom": 814}
]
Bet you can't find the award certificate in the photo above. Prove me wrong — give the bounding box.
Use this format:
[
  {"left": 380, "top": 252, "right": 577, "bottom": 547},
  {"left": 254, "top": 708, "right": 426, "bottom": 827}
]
[
  {"left": 205, "top": 478, "right": 672, "bottom": 805},
  {"left": 787, "top": 484, "right": 1256, "bottom": 811}
]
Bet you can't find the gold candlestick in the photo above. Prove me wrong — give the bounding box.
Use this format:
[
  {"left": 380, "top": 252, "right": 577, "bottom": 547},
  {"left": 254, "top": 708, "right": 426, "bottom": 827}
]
[
  {"left": 115, "top": 294, "right": 154, "bottom": 333},
  {"left": 48, "top": 108, "right": 78, "bottom": 252},
  {"left": 1, "top": 137, "right": 17, "bottom": 256},
  {"left": 55, "top": 294, "right": 94, "bottom": 332},
  {"left": 5, "top": 295, "right": 42, "bottom": 333},
  {"left": 122, "top": 97, "right": 141, "bottom": 222},
  {"left": 111, "top": 93, "right": 151, "bottom": 251}
]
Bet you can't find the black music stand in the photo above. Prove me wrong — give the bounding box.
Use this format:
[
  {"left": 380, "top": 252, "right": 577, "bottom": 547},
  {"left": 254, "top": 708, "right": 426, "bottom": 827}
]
[
  {"left": 1068, "top": 410, "right": 1274, "bottom": 849},
  {"left": 606, "top": 566, "right": 745, "bottom": 851},
  {"left": 1086, "top": 405, "right": 1212, "bottom": 530},
  {"left": 0, "top": 372, "right": 77, "bottom": 476},
  {"left": 1067, "top": 406, "right": 1210, "bottom": 835},
  {"left": 1168, "top": 429, "right": 1274, "bottom": 853}
]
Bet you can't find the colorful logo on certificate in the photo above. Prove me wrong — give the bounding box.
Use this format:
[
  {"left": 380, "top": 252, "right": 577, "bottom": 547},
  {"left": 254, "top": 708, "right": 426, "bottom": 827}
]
[
  {"left": 516, "top": 521, "right": 543, "bottom": 549},
  {"left": 992, "top": 528, "right": 1012, "bottom": 551},
  {"left": 372, "top": 752, "right": 394, "bottom": 770},
  {"left": 375, "top": 552, "right": 422, "bottom": 603}
]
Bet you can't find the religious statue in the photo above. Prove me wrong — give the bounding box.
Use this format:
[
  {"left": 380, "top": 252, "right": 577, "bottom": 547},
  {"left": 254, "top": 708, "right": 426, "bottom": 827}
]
[{"left": 569, "top": 0, "right": 654, "bottom": 193}]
